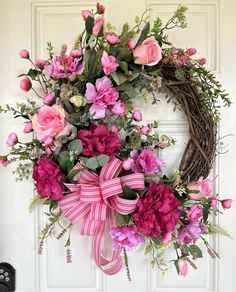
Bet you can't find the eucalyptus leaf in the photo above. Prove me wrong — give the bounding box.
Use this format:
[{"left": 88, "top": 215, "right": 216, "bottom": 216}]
[
  {"left": 86, "top": 157, "right": 99, "bottom": 170},
  {"left": 97, "top": 154, "right": 109, "bottom": 166},
  {"left": 68, "top": 139, "right": 83, "bottom": 154}
]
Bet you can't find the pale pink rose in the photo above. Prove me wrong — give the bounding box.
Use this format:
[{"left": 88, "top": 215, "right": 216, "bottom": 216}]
[
  {"left": 81, "top": 10, "right": 94, "bottom": 20},
  {"left": 188, "top": 204, "right": 203, "bottom": 221},
  {"left": 178, "top": 258, "right": 188, "bottom": 277},
  {"left": 140, "top": 126, "right": 151, "bottom": 135},
  {"left": 101, "top": 50, "right": 118, "bottom": 75},
  {"left": 35, "top": 59, "right": 46, "bottom": 69},
  {"left": 188, "top": 178, "right": 213, "bottom": 200},
  {"left": 133, "top": 36, "right": 162, "bottom": 66},
  {"left": 6, "top": 132, "right": 18, "bottom": 146},
  {"left": 128, "top": 38, "right": 136, "bottom": 49},
  {"left": 43, "top": 92, "right": 56, "bottom": 105},
  {"left": 70, "top": 49, "right": 83, "bottom": 58},
  {"left": 23, "top": 122, "right": 33, "bottom": 133},
  {"left": 92, "top": 16, "right": 104, "bottom": 36},
  {"left": 186, "top": 48, "right": 197, "bottom": 56},
  {"left": 20, "top": 77, "right": 31, "bottom": 92},
  {"left": 106, "top": 34, "right": 120, "bottom": 45},
  {"left": 122, "top": 158, "right": 134, "bottom": 170},
  {"left": 97, "top": 2, "right": 105, "bottom": 14},
  {"left": 221, "top": 199, "right": 233, "bottom": 209},
  {"left": 112, "top": 101, "right": 126, "bottom": 115},
  {"left": 162, "top": 231, "right": 172, "bottom": 245},
  {"left": 19, "top": 49, "right": 29, "bottom": 59},
  {"left": 133, "top": 109, "right": 142, "bottom": 121},
  {"left": 32, "top": 104, "right": 72, "bottom": 146},
  {"left": 199, "top": 58, "right": 206, "bottom": 65}
]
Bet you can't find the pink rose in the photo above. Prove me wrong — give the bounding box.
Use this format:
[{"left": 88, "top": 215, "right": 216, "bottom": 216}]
[
  {"left": 140, "top": 126, "right": 151, "bottom": 135},
  {"left": 32, "top": 104, "right": 72, "bottom": 146},
  {"left": 92, "top": 16, "right": 104, "bottom": 36},
  {"left": 20, "top": 77, "right": 31, "bottom": 92},
  {"left": 199, "top": 58, "right": 206, "bottom": 65},
  {"left": 112, "top": 101, "right": 126, "bottom": 115},
  {"left": 101, "top": 50, "right": 118, "bottom": 75},
  {"left": 97, "top": 2, "right": 105, "bottom": 14},
  {"left": 70, "top": 49, "right": 83, "bottom": 58},
  {"left": 128, "top": 38, "right": 136, "bottom": 49},
  {"left": 19, "top": 49, "right": 29, "bottom": 59},
  {"left": 122, "top": 158, "right": 134, "bottom": 170},
  {"left": 106, "top": 34, "right": 120, "bottom": 45},
  {"left": 6, "top": 132, "right": 18, "bottom": 146},
  {"left": 177, "top": 258, "right": 188, "bottom": 277},
  {"left": 221, "top": 199, "right": 232, "bottom": 209},
  {"left": 81, "top": 10, "right": 94, "bottom": 20},
  {"left": 23, "top": 122, "right": 33, "bottom": 133},
  {"left": 132, "top": 109, "right": 142, "bottom": 121},
  {"left": 133, "top": 36, "right": 162, "bottom": 66},
  {"left": 188, "top": 204, "right": 203, "bottom": 221},
  {"left": 43, "top": 92, "right": 56, "bottom": 105},
  {"left": 186, "top": 48, "right": 197, "bottom": 56},
  {"left": 35, "top": 59, "right": 46, "bottom": 69},
  {"left": 188, "top": 178, "right": 213, "bottom": 200}
]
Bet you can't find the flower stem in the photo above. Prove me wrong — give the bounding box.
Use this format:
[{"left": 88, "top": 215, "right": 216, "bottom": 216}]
[{"left": 123, "top": 247, "right": 131, "bottom": 281}]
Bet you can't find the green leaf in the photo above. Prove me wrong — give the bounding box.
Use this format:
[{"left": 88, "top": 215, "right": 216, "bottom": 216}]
[
  {"left": 203, "top": 203, "right": 211, "bottom": 223},
  {"left": 144, "top": 245, "right": 151, "bottom": 255},
  {"left": 144, "top": 174, "right": 160, "bottom": 184},
  {"left": 121, "top": 185, "right": 137, "bottom": 200},
  {"left": 49, "top": 200, "right": 58, "bottom": 212},
  {"left": 175, "top": 69, "right": 186, "bottom": 81},
  {"left": 85, "top": 16, "right": 95, "bottom": 34},
  {"left": 27, "top": 68, "right": 39, "bottom": 80},
  {"left": 86, "top": 157, "right": 99, "bottom": 170},
  {"left": 174, "top": 260, "right": 180, "bottom": 274},
  {"left": 58, "top": 152, "right": 74, "bottom": 173},
  {"left": 115, "top": 213, "right": 131, "bottom": 226},
  {"left": 208, "top": 224, "right": 233, "bottom": 239},
  {"left": 68, "top": 139, "right": 83, "bottom": 154},
  {"left": 97, "top": 154, "right": 109, "bottom": 166},
  {"left": 136, "top": 22, "right": 150, "bottom": 46},
  {"left": 28, "top": 194, "right": 41, "bottom": 213},
  {"left": 119, "top": 61, "right": 129, "bottom": 74},
  {"left": 111, "top": 72, "right": 128, "bottom": 85},
  {"left": 57, "top": 135, "right": 68, "bottom": 144},
  {"left": 189, "top": 245, "right": 203, "bottom": 258},
  {"left": 67, "top": 169, "right": 82, "bottom": 183}
]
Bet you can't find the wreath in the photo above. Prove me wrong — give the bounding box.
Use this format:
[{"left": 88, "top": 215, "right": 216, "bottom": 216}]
[{"left": 0, "top": 3, "right": 232, "bottom": 279}]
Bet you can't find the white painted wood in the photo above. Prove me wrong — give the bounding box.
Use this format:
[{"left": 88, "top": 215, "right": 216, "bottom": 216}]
[{"left": 0, "top": 0, "right": 235, "bottom": 291}]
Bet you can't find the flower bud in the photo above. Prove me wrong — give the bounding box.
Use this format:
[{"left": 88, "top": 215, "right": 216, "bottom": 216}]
[
  {"left": 97, "top": 2, "right": 105, "bottom": 14},
  {"left": 81, "top": 10, "right": 94, "bottom": 19},
  {"left": 198, "top": 58, "right": 206, "bottom": 65},
  {"left": 122, "top": 158, "right": 134, "bottom": 170},
  {"left": 43, "top": 92, "right": 55, "bottom": 105},
  {"left": 177, "top": 258, "right": 188, "bottom": 277},
  {"left": 19, "top": 49, "right": 30, "bottom": 59},
  {"left": 211, "top": 198, "right": 217, "bottom": 208},
  {"left": 132, "top": 109, "right": 142, "bottom": 121},
  {"left": 128, "top": 39, "right": 136, "bottom": 49},
  {"left": 70, "top": 49, "right": 83, "bottom": 58},
  {"left": 35, "top": 59, "right": 46, "bottom": 69},
  {"left": 0, "top": 156, "right": 7, "bottom": 165},
  {"left": 221, "top": 199, "right": 233, "bottom": 209},
  {"left": 140, "top": 126, "right": 151, "bottom": 135},
  {"left": 20, "top": 77, "right": 31, "bottom": 92},
  {"left": 23, "top": 122, "right": 33, "bottom": 133},
  {"left": 186, "top": 48, "right": 197, "bottom": 56},
  {"left": 112, "top": 101, "right": 126, "bottom": 115},
  {"left": 6, "top": 132, "right": 18, "bottom": 147}
]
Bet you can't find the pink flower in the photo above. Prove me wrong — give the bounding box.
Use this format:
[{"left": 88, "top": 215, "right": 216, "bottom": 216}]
[
  {"left": 172, "top": 48, "right": 179, "bottom": 55},
  {"left": 132, "top": 110, "right": 142, "bottom": 121},
  {"left": 211, "top": 197, "right": 217, "bottom": 208},
  {"left": 35, "top": 59, "right": 47, "bottom": 69},
  {"left": 131, "top": 149, "right": 165, "bottom": 174},
  {"left": 20, "top": 77, "right": 31, "bottom": 92},
  {"left": 78, "top": 124, "right": 121, "bottom": 156},
  {"left": 92, "top": 16, "right": 104, "bottom": 36},
  {"left": 177, "top": 258, "right": 188, "bottom": 277},
  {"left": 186, "top": 48, "right": 197, "bottom": 56},
  {"left": 85, "top": 76, "right": 119, "bottom": 119},
  {"left": 6, "top": 132, "right": 18, "bottom": 146},
  {"left": 19, "top": 49, "right": 29, "bottom": 59},
  {"left": 221, "top": 199, "right": 233, "bottom": 209},
  {"left": 43, "top": 92, "right": 56, "bottom": 105},
  {"left": 32, "top": 104, "right": 73, "bottom": 146},
  {"left": 188, "top": 178, "right": 213, "bottom": 200},
  {"left": 0, "top": 156, "right": 7, "bottom": 165},
  {"left": 178, "top": 221, "right": 208, "bottom": 245},
  {"left": 23, "top": 122, "right": 33, "bottom": 133},
  {"left": 112, "top": 101, "right": 126, "bottom": 115},
  {"left": 70, "top": 49, "right": 83, "bottom": 58},
  {"left": 199, "top": 58, "right": 207, "bottom": 65},
  {"left": 128, "top": 38, "right": 136, "bottom": 49},
  {"left": 133, "top": 36, "right": 162, "bottom": 66},
  {"left": 140, "top": 126, "right": 151, "bottom": 135},
  {"left": 162, "top": 58, "right": 169, "bottom": 64},
  {"left": 101, "top": 50, "right": 118, "bottom": 75},
  {"left": 33, "top": 158, "right": 65, "bottom": 201},
  {"left": 176, "top": 59, "right": 183, "bottom": 67},
  {"left": 133, "top": 183, "right": 181, "bottom": 237},
  {"left": 106, "top": 33, "right": 120, "bottom": 45},
  {"left": 45, "top": 55, "right": 84, "bottom": 78},
  {"left": 122, "top": 158, "right": 134, "bottom": 170},
  {"left": 188, "top": 204, "right": 203, "bottom": 221},
  {"left": 162, "top": 231, "right": 173, "bottom": 244},
  {"left": 109, "top": 226, "right": 144, "bottom": 250},
  {"left": 97, "top": 2, "right": 105, "bottom": 14},
  {"left": 81, "top": 10, "right": 94, "bottom": 19}
]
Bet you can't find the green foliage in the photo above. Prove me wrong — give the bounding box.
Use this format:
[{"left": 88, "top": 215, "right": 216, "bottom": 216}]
[
  {"left": 67, "top": 139, "right": 83, "bottom": 155},
  {"left": 85, "top": 16, "right": 95, "bottom": 34},
  {"left": 28, "top": 194, "right": 41, "bottom": 213},
  {"left": 136, "top": 22, "right": 150, "bottom": 46},
  {"left": 151, "top": 17, "right": 163, "bottom": 34},
  {"left": 121, "top": 185, "right": 137, "bottom": 200},
  {"left": 58, "top": 152, "right": 74, "bottom": 173},
  {"left": 86, "top": 154, "right": 109, "bottom": 170},
  {"left": 208, "top": 224, "right": 233, "bottom": 239}
]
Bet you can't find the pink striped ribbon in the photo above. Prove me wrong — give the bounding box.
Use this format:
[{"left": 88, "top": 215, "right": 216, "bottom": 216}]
[{"left": 59, "top": 157, "right": 145, "bottom": 275}]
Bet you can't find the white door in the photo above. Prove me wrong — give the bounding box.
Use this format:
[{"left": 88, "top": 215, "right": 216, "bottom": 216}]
[{"left": 0, "top": 0, "right": 235, "bottom": 291}]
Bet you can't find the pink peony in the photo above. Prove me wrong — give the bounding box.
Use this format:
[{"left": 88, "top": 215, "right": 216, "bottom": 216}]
[
  {"left": 112, "top": 101, "right": 126, "bottom": 115},
  {"left": 35, "top": 59, "right": 47, "bottom": 69},
  {"left": 85, "top": 76, "right": 119, "bottom": 119},
  {"left": 97, "top": 2, "right": 105, "bottom": 14},
  {"left": 131, "top": 149, "right": 165, "bottom": 175},
  {"left": 43, "top": 92, "right": 56, "bottom": 105},
  {"left": 92, "top": 16, "right": 104, "bottom": 36},
  {"left": 78, "top": 124, "right": 121, "bottom": 156},
  {"left": 81, "top": 10, "right": 94, "bottom": 19},
  {"left": 106, "top": 33, "right": 120, "bottom": 45},
  {"left": 133, "top": 36, "right": 162, "bottom": 66},
  {"left": 19, "top": 49, "right": 29, "bottom": 59},
  {"left": 177, "top": 258, "right": 188, "bottom": 277},
  {"left": 20, "top": 77, "right": 31, "bottom": 92},
  {"left": 6, "top": 132, "right": 18, "bottom": 146},
  {"left": 70, "top": 49, "right": 83, "bottom": 58},
  {"left": 188, "top": 204, "right": 203, "bottom": 221},
  {"left": 187, "top": 177, "right": 213, "bottom": 200},
  {"left": 132, "top": 109, "right": 142, "bottom": 121},
  {"left": 45, "top": 55, "right": 84, "bottom": 78},
  {"left": 199, "top": 58, "right": 207, "bottom": 65},
  {"left": 33, "top": 157, "right": 65, "bottom": 201},
  {"left": 221, "top": 199, "right": 232, "bottom": 209},
  {"left": 23, "top": 122, "right": 33, "bottom": 133},
  {"left": 32, "top": 104, "right": 73, "bottom": 146},
  {"left": 128, "top": 38, "right": 137, "bottom": 49},
  {"left": 109, "top": 226, "right": 144, "bottom": 250},
  {"left": 101, "top": 50, "right": 118, "bottom": 75},
  {"left": 133, "top": 183, "right": 181, "bottom": 237}
]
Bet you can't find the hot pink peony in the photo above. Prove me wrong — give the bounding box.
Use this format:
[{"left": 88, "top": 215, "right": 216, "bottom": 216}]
[
  {"left": 78, "top": 124, "right": 121, "bottom": 156},
  {"left": 133, "top": 183, "right": 181, "bottom": 237},
  {"left": 33, "top": 157, "right": 65, "bottom": 201},
  {"left": 101, "top": 51, "right": 118, "bottom": 75},
  {"left": 32, "top": 104, "right": 73, "bottom": 146},
  {"left": 85, "top": 76, "right": 119, "bottom": 119},
  {"left": 45, "top": 55, "right": 84, "bottom": 78}
]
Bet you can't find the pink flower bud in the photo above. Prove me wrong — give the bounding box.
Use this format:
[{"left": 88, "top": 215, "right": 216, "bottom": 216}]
[
  {"left": 19, "top": 49, "right": 30, "bottom": 59},
  {"left": 122, "top": 158, "right": 134, "bottom": 170},
  {"left": 106, "top": 34, "right": 120, "bottom": 45},
  {"left": 162, "top": 231, "right": 172, "bottom": 245},
  {"left": 127, "top": 39, "right": 136, "bottom": 49},
  {"left": 177, "top": 258, "right": 188, "bottom": 277},
  {"left": 176, "top": 59, "right": 183, "bottom": 67},
  {"left": 23, "top": 122, "right": 33, "bottom": 133},
  {"left": 211, "top": 198, "right": 217, "bottom": 208},
  {"left": 187, "top": 204, "right": 203, "bottom": 221},
  {"left": 112, "top": 101, "right": 126, "bottom": 115},
  {"left": 198, "top": 58, "right": 206, "bottom": 66},
  {"left": 140, "top": 126, "right": 151, "bottom": 135},
  {"left": 43, "top": 92, "right": 55, "bottom": 105},
  {"left": 162, "top": 57, "right": 169, "bottom": 64},
  {"left": 6, "top": 132, "right": 18, "bottom": 147},
  {"left": 132, "top": 109, "right": 142, "bottom": 121},
  {"left": 81, "top": 10, "right": 94, "bottom": 19},
  {"left": 221, "top": 199, "right": 233, "bottom": 209},
  {"left": 172, "top": 48, "right": 179, "bottom": 55},
  {"left": 0, "top": 156, "right": 7, "bottom": 165},
  {"left": 97, "top": 2, "right": 105, "bottom": 14},
  {"left": 186, "top": 48, "right": 197, "bottom": 56},
  {"left": 35, "top": 59, "right": 46, "bottom": 69},
  {"left": 20, "top": 77, "right": 31, "bottom": 92},
  {"left": 70, "top": 49, "right": 83, "bottom": 58}
]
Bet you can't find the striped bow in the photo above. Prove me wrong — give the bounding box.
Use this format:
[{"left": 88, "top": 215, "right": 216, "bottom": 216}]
[{"left": 60, "top": 157, "right": 145, "bottom": 275}]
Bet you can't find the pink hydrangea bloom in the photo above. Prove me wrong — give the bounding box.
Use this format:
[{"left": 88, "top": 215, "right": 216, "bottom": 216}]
[
  {"left": 45, "top": 55, "right": 84, "bottom": 78},
  {"left": 109, "top": 226, "right": 144, "bottom": 250},
  {"left": 101, "top": 51, "right": 118, "bottom": 75},
  {"left": 85, "top": 76, "right": 119, "bottom": 119}
]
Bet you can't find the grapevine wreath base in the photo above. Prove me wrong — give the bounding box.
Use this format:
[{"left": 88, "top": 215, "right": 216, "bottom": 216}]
[{"left": 0, "top": 3, "right": 232, "bottom": 279}]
